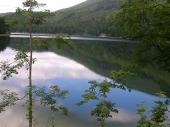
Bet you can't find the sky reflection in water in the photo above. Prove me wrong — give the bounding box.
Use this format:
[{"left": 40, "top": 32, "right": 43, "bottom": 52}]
[{"left": 0, "top": 47, "right": 165, "bottom": 127}]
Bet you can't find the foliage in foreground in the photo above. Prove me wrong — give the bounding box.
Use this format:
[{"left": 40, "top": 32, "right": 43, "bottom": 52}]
[
  {"left": 78, "top": 80, "right": 119, "bottom": 127},
  {"left": 137, "top": 94, "right": 170, "bottom": 127},
  {"left": 112, "top": 0, "right": 170, "bottom": 71},
  {"left": 78, "top": 66, "right": 170, "bottom": 127},
  {"left": 1, "top": 53, "right": 170, "bottom": 127},
  {"left": 0, "top": 41, "right": 69, "bottom": 126},
  {"left": 0, "top": 90, "right": 18, "bottom": 113},
  {"left": 78, "top": 68, "right": 134, "bottom": 127}
]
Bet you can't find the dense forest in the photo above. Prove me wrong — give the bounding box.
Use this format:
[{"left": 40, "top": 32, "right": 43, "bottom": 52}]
[
  {"left": 1, "top": 0, "right": 170, "bottom": 86},
  {"left": 112, "top": 0, "right": 170, "bottom": 72},
  {"left": 0, "top": 0, "right": 170, "bottom": 127},
  {"left": 0, "top": 0, "right": 169, "bottom": 88},
  {"left": 3, "top": 0, "right": 118, "bottom": 35},
  {"left": 0, "top": 17, "right": 9, "bottom": 34}
]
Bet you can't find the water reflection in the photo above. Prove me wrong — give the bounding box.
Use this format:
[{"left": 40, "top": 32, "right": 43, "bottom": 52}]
[
  {"left": 0, "top": 38, "right": 170, "bottom": 127},
  {"left": 0, "top": 48, "right": 103, "bottom": 81},
  {"left": 0, "top": 37, "right": 10, "bottom": 52},
  {"left": 7, "top": 38, "right": 170, "bottom": 96},
  {"left": 0, "top": 105, "right": 28, "bottom": 127}
]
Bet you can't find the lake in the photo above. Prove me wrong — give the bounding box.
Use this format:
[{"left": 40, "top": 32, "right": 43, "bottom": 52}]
[{"left": 0, "top": 37, "right": 169, "bottom": 127}]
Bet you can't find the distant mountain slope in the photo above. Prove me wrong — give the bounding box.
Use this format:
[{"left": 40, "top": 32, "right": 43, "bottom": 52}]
[
  {"left": 49, "top": 0, "right": 118, "bottom": 35},
  {"left": 8, "top": 0, "right": 119, "bottom": 35},
  {"left": 0, "top": 13, "right": 12, "bottom": 17},
  {"left": 53, "top": 0, "right": 118, "bottom": 23}
]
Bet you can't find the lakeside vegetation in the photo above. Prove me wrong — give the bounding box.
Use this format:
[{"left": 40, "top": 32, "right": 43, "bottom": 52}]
[
  {"left": 0, "top": 17, "right": 9, "bottom": 34},
  {"left": 3, "top": 0, "right": 118, "bottom": 35},
  {"left": 1, "top": 0, "right": 170, "bottom": 85},
  {"left": 0, "top": 0, "right": 170, "bottom": 127}
]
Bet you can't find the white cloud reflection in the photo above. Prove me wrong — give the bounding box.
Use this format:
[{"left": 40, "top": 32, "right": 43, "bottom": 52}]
[
  {"left": 2, "top": 48, "right": 166, "bottom": 127},
  {"left": 0, "top": 48, "right": 104, "bottom": 81},
  {"left": 0, "top": 106, "right": 28, "bottom": 127},
  {"left": 0, "top": 105, "right": 139, "bottom": 127},
  {"left": 0, "top": 48, "right": 106, "bottom": 127},
  {"left": 109, "top": 109, "right": 139, "bottom": 123}
]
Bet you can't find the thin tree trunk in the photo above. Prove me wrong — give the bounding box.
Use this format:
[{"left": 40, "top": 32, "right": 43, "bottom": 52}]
[
  {"left": 28, "top": 23, "right": 33, "bottom": 127},
  {"left": 101, "top": 119, "right": 105, "bottom": 127},
  {"left": 28, "top": 1, "right": 33, "bottom": 126}
]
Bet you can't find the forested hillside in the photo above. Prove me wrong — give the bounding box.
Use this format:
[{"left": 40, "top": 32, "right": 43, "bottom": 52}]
[
  {"left": 6, "top": 0, "right": 118, "bottom": 35},
  {"left": 0, "top": 17, "right": 9, "bottom": 34}
]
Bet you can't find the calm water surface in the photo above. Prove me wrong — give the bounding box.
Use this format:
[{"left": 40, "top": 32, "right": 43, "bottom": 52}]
[{"left": 0, "top": 37, "right": 169, "bottom": 127}]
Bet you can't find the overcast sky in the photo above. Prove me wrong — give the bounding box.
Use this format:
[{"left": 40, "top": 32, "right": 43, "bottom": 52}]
[{"left": 0, "top": 0, "right": 86, "bottom": 13}]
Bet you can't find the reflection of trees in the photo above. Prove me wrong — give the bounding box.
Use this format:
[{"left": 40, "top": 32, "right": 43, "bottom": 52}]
[
  {"left": 9, "top": 39, "right": 135, "bottom": 77},
  {"left": 0, "top": 37, "right": 10, "bottom": 52},
  {"left": 0, "top": 17, "right": 9, "bottom": 34},
  {"left": 7, "top": 39, "right": 170, "bottom": 97},
  {"left": 1, "top": 38, "right": 170, "bottom": 126}
]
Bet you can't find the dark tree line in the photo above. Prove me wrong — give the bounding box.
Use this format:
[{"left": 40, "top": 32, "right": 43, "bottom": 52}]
[
  {"left": 0, "top": 17, "right": 9, "bottom": 34},
  {"left": 5, "top": 0, "right": 118, "bottom": 36}
]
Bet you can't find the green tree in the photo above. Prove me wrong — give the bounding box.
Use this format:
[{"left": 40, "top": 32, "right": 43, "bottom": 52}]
[
  {"left": 0, "top": 1, "right": 69, "bottom": 127},
  {"left": 137, "top": 93, "right": 170, "bottom": 127},
  {"left": 0, "top": 90, "right": 18, "bottom": 113},
  {"left": 16, "top": 1, "right": 48, "bottom": 126},
  {"left": 112, "top": 0, "right": 170, "bottom": 39},
  {"left": 78, "top": 69, "right": 134, "bottom": 127},
  {"left": 0, "top": 17, "right": 9, "bottom": 34},
  {"left": 78, "top": 80, "right": 119, "bottom": 127},
  {"left": 112, "top": 0, "right": 170, "bottom": 71}
]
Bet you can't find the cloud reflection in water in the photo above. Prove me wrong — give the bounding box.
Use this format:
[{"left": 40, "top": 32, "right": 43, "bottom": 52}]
[
  {"left": 0, "top": 48, "right": 104, "bottom": 81},
  {"left": 0, "top": 47, "right": 160, "bottom": 127}
]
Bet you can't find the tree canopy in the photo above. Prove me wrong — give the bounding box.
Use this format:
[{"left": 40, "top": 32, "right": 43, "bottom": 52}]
[
  {"left": 112, "top": 0, "right": 170, "bottom": 71},
  {"left": 0, "top": 17, "right": 9, "bottom": 34},
  {"left": 112, "top": 0, "right": 170, "bottom": 40}
]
